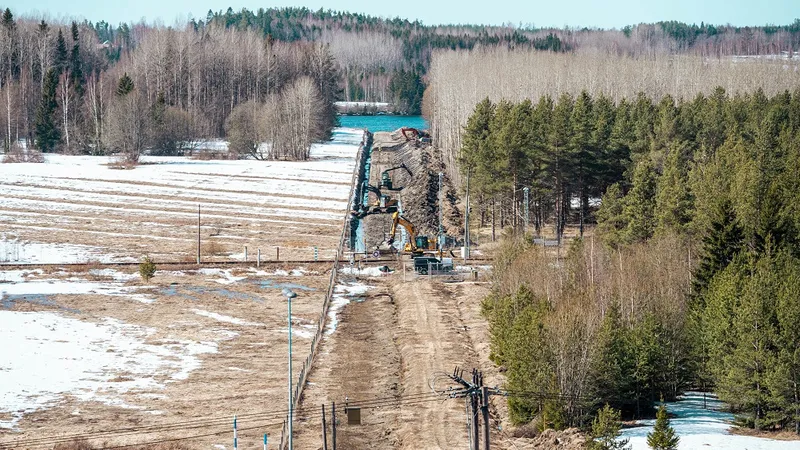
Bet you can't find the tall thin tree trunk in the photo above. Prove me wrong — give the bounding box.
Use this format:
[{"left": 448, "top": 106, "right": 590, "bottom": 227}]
[
  {"left": 491, "top": 199, "right": 496, "bottom": 242},
  {"left": 6, "top": 74, "right": 11, "bottom": 150}
]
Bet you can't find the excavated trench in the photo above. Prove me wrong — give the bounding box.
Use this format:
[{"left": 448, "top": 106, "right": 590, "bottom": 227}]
[{"left": 358, "top": 129, "right": 463, "bottom": 254}]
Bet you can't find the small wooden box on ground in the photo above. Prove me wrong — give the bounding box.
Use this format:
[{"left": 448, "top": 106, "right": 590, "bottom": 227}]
[{"left": 345, "top": 407, "right": 361, "bottom": 425}]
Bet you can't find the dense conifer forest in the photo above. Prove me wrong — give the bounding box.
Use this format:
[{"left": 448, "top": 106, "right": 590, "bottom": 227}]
[{"left": 472, "top": 88, "right": 800, "bottom": 433}]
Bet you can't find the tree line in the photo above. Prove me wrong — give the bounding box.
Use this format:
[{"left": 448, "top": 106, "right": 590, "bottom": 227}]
[
  {"left": 480, "top": 88, "right": 800, "bottom": 435},
  {"left": 208, "top": 8, "right": 800, "bottom": 110},
  {"left": 429, "top": 48, "right": 800, "bottom": 188},
  {"left": 0, "top": 9, "right": 337, "bottom": 162}
]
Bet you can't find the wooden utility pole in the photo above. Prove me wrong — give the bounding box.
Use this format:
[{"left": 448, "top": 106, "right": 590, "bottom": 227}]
[
  {"left": 197, "top": 204, "right": 201, "bottom": 264},
  {"left": 464, "top": 169, "right": 471, "bottom": 263}
]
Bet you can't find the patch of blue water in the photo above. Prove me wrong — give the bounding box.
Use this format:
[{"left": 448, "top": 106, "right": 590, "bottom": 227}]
[
  {"left": 338, "top": 115, "right": 428, "bottom": 133},
  {"left": 1, "top": 294, "right": 80, "bottom": 313},
  {"left": 256, "top": 280, "right": 316, "bottom": 292},
  {"left": 160, "top": 285, "right": 264, "bottom": 302}
]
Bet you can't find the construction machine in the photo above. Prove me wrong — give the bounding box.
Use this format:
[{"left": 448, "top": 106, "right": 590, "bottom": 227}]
[
  {"left": 385, "top": 211, "right": 436, "bottom": 257},
  {"left": 380, "top": 163, "right": 413, "bottom": 191},
  {"left": 351, "top": 183, "right": 399, "bottom": 218}
]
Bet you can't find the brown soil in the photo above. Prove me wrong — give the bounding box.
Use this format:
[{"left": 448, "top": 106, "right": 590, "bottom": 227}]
[
  {"left": 292, "top": 266, "right": 495, "bottom": 450},
  {"left": 729, "top": 427, "right": 800, "bottom": 441}
]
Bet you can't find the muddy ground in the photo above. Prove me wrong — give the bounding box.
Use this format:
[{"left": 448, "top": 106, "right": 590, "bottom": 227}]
[{"left": 292, "top": 267, "right": 503, "bottom": 450}]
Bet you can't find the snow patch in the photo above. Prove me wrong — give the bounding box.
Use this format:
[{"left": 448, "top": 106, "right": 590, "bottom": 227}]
[
  {"left": 192, "top": 309, "right": 263, "bottom": 327},
  {"left": 0, "top": 238, "right": 134, "bottom": 264},
  {"left": 0, "top": 269, "right": 43, "bottom": 283},
  {"left": 339, "top": 266, "right": 390, "bottom": 277},
  {"left": 0, "top": 312, "right": 217, "bottom": 429},
  {"left": 621, "top": 392, "right": 792, "bottom": 450},
  {"left": 197, "top": 268, "right": 247, "bottom": 285}
]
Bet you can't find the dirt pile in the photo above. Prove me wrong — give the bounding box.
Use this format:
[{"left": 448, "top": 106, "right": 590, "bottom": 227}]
[
  {"left": 507, "top": 428, "right": 587, "bottom": 449},
  {"left": 359, "top": 129, "right": 463, "bottom": 251},
  {"left": 396, "top": 142, "right": 462, "bottom": 239}
]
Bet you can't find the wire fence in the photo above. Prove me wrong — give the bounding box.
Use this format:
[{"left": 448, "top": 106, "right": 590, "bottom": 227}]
[{"left": 279, "top": 131, "right": 369, "bottom": 450}]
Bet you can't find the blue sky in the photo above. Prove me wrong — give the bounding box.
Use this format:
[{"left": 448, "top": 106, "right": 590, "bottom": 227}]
[{"left": 5, "top": 0, "right": 799, "bottom": 28}]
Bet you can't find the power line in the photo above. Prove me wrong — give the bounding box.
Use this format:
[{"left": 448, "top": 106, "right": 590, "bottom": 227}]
[{"left": 0, "top": 392, "right": 449, "bottom": 449}]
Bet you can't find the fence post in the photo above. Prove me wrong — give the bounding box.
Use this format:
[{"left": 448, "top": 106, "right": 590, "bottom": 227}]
[
  {"left": 233, "top": 415, "right": 238, "bottom": 450},
  {"left": 332, "top": 402, "right": 337, "bottom": 450},
  {"left": 258, "top": 248, "right": 261, "bottom": 268},
  {"left": 264, "top": 433, "right": 268, "bottom": 450},
  {"left": 322, "top": 404, "right": 329, "bottom": 450},
  {"left": 244, "top": 246, "right": 248, "bottom": 262},
  {"left": 277, "top": 247, "right": 280, "bottom": 261}
]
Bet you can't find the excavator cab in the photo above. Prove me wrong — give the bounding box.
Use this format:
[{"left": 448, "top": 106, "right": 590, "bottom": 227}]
[
  {"left": 414, "top": 236, "right": 429, "bottom": 250},
  {"left": 381, "top": 172, "right": 393, "bottom": 190},
  {"left": 380, "top": 163, "right": 413, "bottom": 191}
]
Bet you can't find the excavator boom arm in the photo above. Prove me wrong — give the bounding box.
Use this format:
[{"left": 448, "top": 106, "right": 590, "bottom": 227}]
[{"left": 386, "top": 212, "right": 417, "bottom": 250}]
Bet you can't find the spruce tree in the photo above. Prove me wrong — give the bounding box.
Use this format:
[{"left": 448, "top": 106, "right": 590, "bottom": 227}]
[
  {"left": 590, "top": 303, "right": 633, "bottom": 413},
  {"left": 596, "top": 183, "right": 627, "bottom": 247},
  {"left": 647, "top": 404, "right": 679, "bottom": 450},
  {"left": 69, "top": 22, "right": 84, "bottom": 97},
  {"left": 117, "top": 72, "right": 134, "bottom": 96},
  {"left": 655, "top": 141, "right": 694, "bottom": 235},
  {"left": 34, "top": 68, "right": 60, "bottom": 152},
  {"left": 54, "top": 29, "right": 68, "bottom": 73},
  {"left": 773, "top": 251, "right": 800, "bottom": 434},
  {"left": 623, "top": 159, "right": 657, "bottom": 243},
  {"left": 588, "top": 404, "right": 630, "bottom": 450},
  {"left": 724, "top": 251, "right": 779, "bottom": 431},
  {"left": 691, "top": 199, "right": 744, "bottom": 298}
]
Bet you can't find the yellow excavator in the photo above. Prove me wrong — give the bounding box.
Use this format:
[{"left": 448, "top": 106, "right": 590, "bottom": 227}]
[
  {"left": 385, "top": 211, "right": 436, "bottom": 257},
  {"left": 351, "top": 183, "right": 399, "bottom": 218}
]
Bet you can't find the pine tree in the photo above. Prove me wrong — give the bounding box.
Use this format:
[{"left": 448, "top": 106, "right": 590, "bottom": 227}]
[
  {"left": 529, "top": 95, "right": 553, "bottom": 234},
  {"left": 647, "top": 403, "right": 679, "bottom": 450},
  {"left": 608, "top": 99, "right": 633, "bottom": 183},
  {"left": 570, "top": 90, "right": 595, "bottom": 237},
  {"left": 623, "top": 159, "right": 657, "bottom": 243},
  {"left": 588, "top": 404, "right": 631, "bottom": 450},
  {"left": 34, "top": 68, "right": 60, "bottom": 152},
  {"left": 139, "top": 256, "right": 156, "bottom": 281},
  {"left": 547, "top": 93, "right": 574, "bottom": 242}
]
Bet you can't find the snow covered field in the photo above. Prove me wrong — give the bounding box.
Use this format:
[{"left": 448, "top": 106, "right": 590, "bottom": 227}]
[
  {"left": 0, "top": 129, "right": 361, "bottom": 447},
  {"left": 0, "top": 128, "right": 363, "bottom": 263},
  {"left": 621, "top": 392, "right": 795, "bottom": 449},
  {"left": 0, "top": 265, "right": 334, "bottom": 447}
]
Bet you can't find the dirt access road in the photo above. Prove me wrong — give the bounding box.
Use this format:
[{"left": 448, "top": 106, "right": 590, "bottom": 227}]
[{"left": 293, "top": 271, "right": 494, "bottom": 449}]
